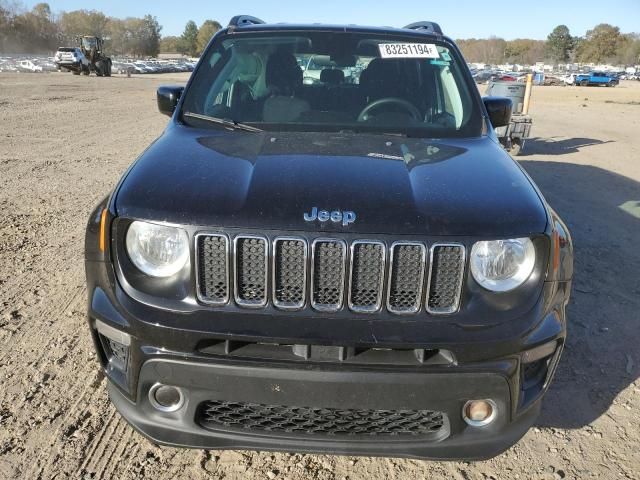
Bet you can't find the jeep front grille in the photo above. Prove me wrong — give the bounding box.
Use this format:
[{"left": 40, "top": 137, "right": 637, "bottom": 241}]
[
  {"left": 196, "top": 234, "right": 465, "bottom": 315},
  {"left": 197, "top": 400, "right": 448, "bottom": 438}
]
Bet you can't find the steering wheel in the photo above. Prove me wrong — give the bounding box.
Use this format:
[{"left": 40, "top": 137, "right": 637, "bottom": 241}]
[{"left": 357, "top": 97, "right": 422, "bottom": 122}]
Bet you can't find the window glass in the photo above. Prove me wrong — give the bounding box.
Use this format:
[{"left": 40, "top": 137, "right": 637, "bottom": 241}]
[{"left": 182, "top": 31, "right": 482, "bottom": 138}]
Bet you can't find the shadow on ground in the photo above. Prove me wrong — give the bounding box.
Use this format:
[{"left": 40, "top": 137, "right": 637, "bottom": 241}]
[
  {"left": 521, "top": 137, "right": 614, "bottom": 156},
  {"left": 519, "top": 160, "right": 640, "bottom": 429}
]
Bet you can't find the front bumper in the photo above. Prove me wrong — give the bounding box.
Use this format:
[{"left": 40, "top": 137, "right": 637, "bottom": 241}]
[
  {"left": 106, "top": 357, "right": 542, "bottom": 460},
  {"left": 85, "top": 234, "right": 569, "bottom": 461}
]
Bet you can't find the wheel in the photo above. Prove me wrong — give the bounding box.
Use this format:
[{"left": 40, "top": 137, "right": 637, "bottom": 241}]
[
  {"left": 72, "top": 68, "right": 80, "bottom": 76},
  {"left": 105, "top": 60, "right": 112, "bottom": 77},
  {"left": 510, "top": 140, "right": 523, "bottom": 156},
  {"left": 580, "top": 80, "right": 588, "bottom": 86},
  {"left": 357, "top": 97, "right": 422, "bottom": 122},
  {"left": 82, "top": 65, "right": 90, "bottom": 76}
]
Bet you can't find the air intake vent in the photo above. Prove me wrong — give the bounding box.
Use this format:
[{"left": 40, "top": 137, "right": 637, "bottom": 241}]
[
  {"left": 348, "top": 241, "right": 385, "bottom": 312},
  {"left": 197, "top": 234, "right": 230, "bottom": 305},
  {"left": 273, "top": 238, "right": 307, "bottom": 310},
  {"left": 426, "top": 244, "right": 465, "bottom": 314},
  {"left": 234, "top": 236, "right": 268, "bottom": 307},
  {"left": 387, "top": 242, "right": 426, "bottom": 314},
  {"left": 311, "top": 239, "right": 346, "bottom": 311},
  {"left": 197, "top": 400, "right": 448, "bottom": 438}
]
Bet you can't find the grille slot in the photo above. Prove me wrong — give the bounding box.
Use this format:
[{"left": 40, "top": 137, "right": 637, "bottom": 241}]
[
  {"left": 197, "top": 400, "right": 447, "bottom": 438},
  {"left": 426, "top": 244, "right": 465, "bottom": 314},
  {"left": 273, "top": 238, "right": 307, "bottom": 310},
  {"left": 234, "top": 236, "right": 268, "bottom": 307},
  {"left": 311, "top": 239, "right": 347, "bottom": 312},
  {"left": 348, "top": 241, "right": 385, "bottom": 312},
  {"left": 197, "top": 234, "right": 230, "bottom": 305},
  {"left": 387, "top": 242, "right": 427, "bottom": 314}
]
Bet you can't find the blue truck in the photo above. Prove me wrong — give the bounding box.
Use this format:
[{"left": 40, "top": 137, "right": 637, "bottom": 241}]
[{"left": 575, "top": 71, "right": 619, "bottom": 87}]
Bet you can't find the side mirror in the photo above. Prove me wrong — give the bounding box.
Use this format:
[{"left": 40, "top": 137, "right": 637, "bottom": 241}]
[
  {"left": 483, "top": 96, "right": 513, "bottom": 128},
  {"left": 157, "top": 85, "right": 184, "bottom": 116}
]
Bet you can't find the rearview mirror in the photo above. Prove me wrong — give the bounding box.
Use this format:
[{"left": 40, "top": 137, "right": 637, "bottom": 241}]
[
  {"left": 157, "top": 85, "right": 184, "bottom": 117},
  {"left": 483, "top": 96, "right": 512, "bottom": 128}
]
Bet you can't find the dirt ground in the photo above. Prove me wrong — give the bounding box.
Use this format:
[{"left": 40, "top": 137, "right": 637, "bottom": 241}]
[{"left": 0, "top": 72, "right": 639, "bottom": 480}]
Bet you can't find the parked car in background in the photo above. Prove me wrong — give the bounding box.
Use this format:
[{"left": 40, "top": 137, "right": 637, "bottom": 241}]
[
  {"left": 473, "top": 69, "right": 494, "bottom": 83},
  {"left": 16, "top": 59, "right": 43, "bottom": 72},
  {"left": 575, "top": 71, "right": 618, "bottom": 87}
]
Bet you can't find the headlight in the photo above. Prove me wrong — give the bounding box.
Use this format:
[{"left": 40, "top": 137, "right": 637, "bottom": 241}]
[
  {"left": 125, "top": 221, "right": 189, "bottom": 277},
  {"left": 470, "top": 238, "right": 535, "bottom": 292}
]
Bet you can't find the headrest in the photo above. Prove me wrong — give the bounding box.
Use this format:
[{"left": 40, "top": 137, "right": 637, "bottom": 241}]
[
  {"left": 265, "top": 51, "right": 302, "bottom": 94},
  {"left": 320, "top": 68, "right": 345, "bottom": 85}
]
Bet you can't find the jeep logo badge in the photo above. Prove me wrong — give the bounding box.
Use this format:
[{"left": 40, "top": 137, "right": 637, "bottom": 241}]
[{"left": 304, "top": 207, "right": 356, "bottom": 227}]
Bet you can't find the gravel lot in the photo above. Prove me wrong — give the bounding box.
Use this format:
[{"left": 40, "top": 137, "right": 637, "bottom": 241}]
[{"left": 0, "top": 72, "right": 639, "bottom": 480}]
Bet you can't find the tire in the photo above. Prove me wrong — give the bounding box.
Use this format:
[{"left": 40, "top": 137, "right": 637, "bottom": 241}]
[
  {"left": 580, "top": 80, "right": 588, "bottom": 86},
  {"left": 105, "top": 60, "right": 112, "bottom": 77},
  {"left": 95, "top": 60, "right": 104, "bottom": 77},
  {"left": 72, "top": 68, "right": 80, "bottom": 76}
]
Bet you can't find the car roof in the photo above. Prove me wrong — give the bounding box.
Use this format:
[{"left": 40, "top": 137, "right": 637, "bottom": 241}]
[{"left": 222, "top": 22, "right": 450, "bottom": 42}]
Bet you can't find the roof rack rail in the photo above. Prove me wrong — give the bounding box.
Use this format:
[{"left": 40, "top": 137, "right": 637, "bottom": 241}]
[
  {"left": 228, "top": 16, "right": 266, "bottom": 28},
  {"left": 403, "top": 21, "right": 443, "bottom": 35}
]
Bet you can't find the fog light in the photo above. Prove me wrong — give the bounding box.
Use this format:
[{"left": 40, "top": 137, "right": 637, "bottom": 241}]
[
  {"left": 149, "top": 384, "right": 184, "bottom": 412},
  {"left": 462, "top": 399, "right": 497, "bottom": 427}
]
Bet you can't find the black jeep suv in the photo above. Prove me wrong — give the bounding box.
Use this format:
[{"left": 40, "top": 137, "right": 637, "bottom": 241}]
[{"left": 85, "top": 16, "right": 573, "bottom": 460}]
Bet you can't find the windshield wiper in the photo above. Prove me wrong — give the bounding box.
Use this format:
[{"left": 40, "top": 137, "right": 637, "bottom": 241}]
[{"left": 182, "top": 112, "right": 263, "bottom": 133}]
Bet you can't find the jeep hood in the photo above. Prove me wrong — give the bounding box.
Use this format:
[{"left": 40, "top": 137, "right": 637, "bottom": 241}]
[{"left": 114, "top": 127, "right": 547, "bottom": 237}]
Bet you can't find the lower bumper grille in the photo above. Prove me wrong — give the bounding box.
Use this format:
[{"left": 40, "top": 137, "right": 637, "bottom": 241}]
[{"left": 197, "top": 400, "right": 447, "bottom": 438}]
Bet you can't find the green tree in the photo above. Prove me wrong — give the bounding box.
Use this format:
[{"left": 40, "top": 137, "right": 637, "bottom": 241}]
[
  {"left": 10, "top": 3, "right": 59, "bottom": 52},
  {"left": 196, "top": 19, "right": 221, "bottom": 55},
  {"left": 139, "top": 14, "right": 162, "bottom": 57},
  {"left": 578, "top": 23, "right": 624, "bottom": 63},
  {"left": 617, "top": 33, "right": 640, "bottom": 65},
  {"left": 178, "top": 20, "right": 199, "bottom": 56},
  {"left": 160, "top": 35, "right": 181, "bottom": 53},
  {"left": 546, "top": 25, "right": 574, "bottom": 63},
  {"left": 58, "top": 9, "right": 109, "bottom": 44}
]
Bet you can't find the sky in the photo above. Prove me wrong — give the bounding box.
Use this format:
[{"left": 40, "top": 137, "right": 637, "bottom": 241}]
[{"left": 21, "top": 0, "right": 640, "bottom": 39}]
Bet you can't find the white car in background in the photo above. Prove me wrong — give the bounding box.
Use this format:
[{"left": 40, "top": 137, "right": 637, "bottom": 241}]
[
  {"left": 562, "top": 73, "right": 577, "bottom": 86},
  {"left": 54, "top": 47, "right": 90, "bottom": 74},
  {"left": 17, "top": 59, "right": 43, "bottom": 72}
]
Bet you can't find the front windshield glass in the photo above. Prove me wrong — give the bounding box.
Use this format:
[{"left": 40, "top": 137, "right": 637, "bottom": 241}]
[{"left": 182, "top": 31, "right": 482, "bottom": 138}]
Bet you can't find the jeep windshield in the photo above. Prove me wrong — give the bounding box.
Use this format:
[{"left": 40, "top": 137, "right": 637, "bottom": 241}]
[{"left": 181, "top": 31, "right": 483, "bottom": 138}]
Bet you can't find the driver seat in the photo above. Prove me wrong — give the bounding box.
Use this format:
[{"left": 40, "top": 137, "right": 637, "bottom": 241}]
[
  {"left": 359, "top": 58, "right": 407, "bottom": 102},
  {"left": 262, "top": 52, "right": 310, "bottom": 122}
]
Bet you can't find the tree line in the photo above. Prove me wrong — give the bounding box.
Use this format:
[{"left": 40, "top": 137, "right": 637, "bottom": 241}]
[
  {"left": 159, "top": 20, "right": 222, "bottom": 57},
  {"left": 1, "top": 5, "right": 638, "bottom": 66},
  {"left": 0, "top": 2, "right": 162, "bottom": 57},
  {"left": 457, "top": 24, "right": 640, "bottom": 66}
]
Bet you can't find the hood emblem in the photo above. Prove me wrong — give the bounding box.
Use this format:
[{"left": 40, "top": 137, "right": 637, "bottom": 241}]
[{"left": 304, "top": 207, "right": 356, "bottom": 227}]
